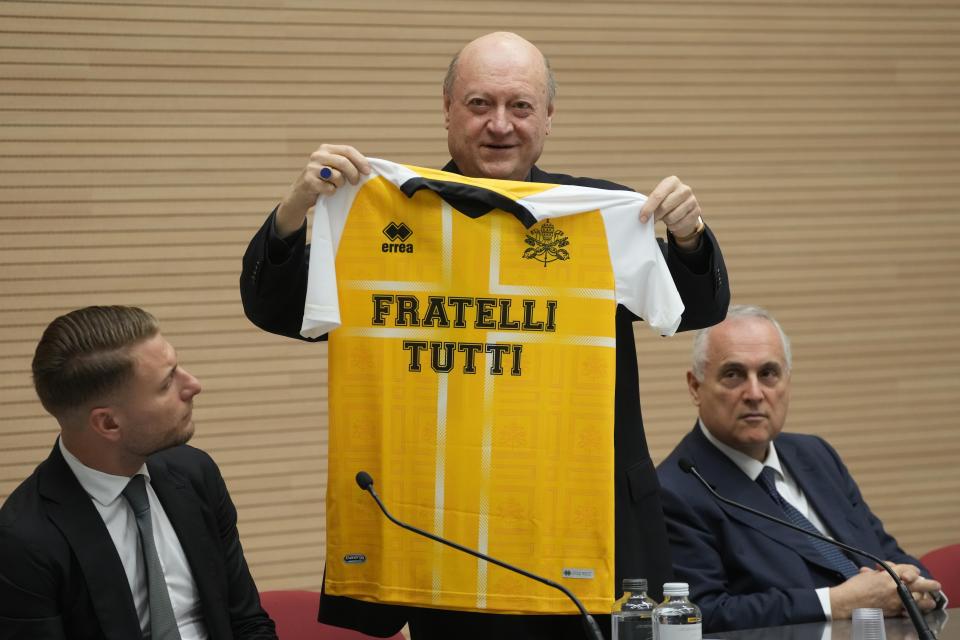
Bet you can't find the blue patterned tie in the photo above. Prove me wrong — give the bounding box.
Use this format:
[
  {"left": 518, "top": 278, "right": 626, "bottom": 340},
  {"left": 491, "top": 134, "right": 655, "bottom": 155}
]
[
  {"left": 122, "top": 475, "right": 183, "bottom": 640},
  {"left": 756, "top": 466, "right": 859, "bottom": 579}
]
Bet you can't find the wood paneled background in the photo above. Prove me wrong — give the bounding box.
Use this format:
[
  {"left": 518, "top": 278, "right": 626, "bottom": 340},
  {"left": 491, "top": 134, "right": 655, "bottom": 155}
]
[{"left": 2, "top": 0, "right": 958, "bottom": 592}]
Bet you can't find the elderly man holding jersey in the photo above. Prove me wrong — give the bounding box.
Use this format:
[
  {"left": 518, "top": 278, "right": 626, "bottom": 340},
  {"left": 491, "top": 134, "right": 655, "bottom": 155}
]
[{"left": 241, "top": 31, "right": 729, "bottom": 640}]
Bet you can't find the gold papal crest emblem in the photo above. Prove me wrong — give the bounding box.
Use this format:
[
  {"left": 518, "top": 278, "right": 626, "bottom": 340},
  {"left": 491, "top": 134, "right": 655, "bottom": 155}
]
[{"left": 522, "top": 220, "right": 570, "bottom": 266}]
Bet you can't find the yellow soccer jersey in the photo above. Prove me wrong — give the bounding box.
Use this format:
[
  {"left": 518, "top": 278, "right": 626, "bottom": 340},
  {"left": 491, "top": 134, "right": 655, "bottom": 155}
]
[{"left": 303, "top": 159, "right": 683, "bottom": 615}]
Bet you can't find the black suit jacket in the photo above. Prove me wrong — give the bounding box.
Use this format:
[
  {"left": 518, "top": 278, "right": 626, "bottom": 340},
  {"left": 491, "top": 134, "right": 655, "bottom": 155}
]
[
  {"left": 239, "top": 162, "right": 730, "bottom": 639},
  {"left": 0, "top": 443, "right": 276, "bottom": 640},
  {"left": 657, "top": 426, "right": 930, "bottom": 632}
]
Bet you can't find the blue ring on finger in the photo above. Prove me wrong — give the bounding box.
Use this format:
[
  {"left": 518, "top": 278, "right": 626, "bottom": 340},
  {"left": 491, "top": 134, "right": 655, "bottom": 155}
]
[{"left": 319, "top": 167, "right": 333, "bottom": 180}]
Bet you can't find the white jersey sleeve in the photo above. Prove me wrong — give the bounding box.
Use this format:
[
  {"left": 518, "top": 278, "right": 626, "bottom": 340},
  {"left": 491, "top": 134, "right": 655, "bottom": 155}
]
[{"left": 518, "top": 185, "right": 684, "bottom": 335}]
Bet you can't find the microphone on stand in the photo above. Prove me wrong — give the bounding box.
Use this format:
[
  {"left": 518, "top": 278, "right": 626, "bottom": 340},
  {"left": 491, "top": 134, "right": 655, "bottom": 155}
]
[
  {"left": 355, "top": 470, "right": 605, "bottom": 640},
  {"left": 677, "top": 458, "right": 938, "bottom": 640}
]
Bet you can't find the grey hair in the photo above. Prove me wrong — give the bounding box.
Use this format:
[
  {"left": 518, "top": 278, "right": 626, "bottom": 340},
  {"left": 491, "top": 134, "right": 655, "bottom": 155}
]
[
  {"left": 691, "top": 304, "right": 792, "bottom": 381},
  {"left": 442, "top": 48, "right": 557, "bottom": 106}
]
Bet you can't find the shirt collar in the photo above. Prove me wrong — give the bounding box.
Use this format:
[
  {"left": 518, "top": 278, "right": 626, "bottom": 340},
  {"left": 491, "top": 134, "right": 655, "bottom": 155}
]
[
  {"left": 698, "top": 419, "right": 784, "bottom": 482},
  {"left": 59, "top": 437, "right": 150, "bottom": 507}
]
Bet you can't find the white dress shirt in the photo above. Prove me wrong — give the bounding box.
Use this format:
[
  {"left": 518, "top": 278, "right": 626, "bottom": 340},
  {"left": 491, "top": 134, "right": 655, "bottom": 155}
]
[{"left": 60, "top": 438, "right": 209, "bottom": 639}]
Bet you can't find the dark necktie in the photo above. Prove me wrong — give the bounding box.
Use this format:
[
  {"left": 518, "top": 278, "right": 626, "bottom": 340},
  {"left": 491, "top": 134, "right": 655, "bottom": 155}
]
[
  {"left": 756, "top": 466, "right": 859, "bottom": 579},
  {"left": 122, "top": 474, "right": 183, "bottom": 640}
]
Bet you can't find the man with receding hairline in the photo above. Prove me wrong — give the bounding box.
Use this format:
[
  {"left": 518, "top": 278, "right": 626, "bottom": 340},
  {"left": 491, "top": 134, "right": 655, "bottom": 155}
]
[
  {"left": 656, "top": 305, "right": 943, "bottom": 633},
  {"left": 442, "top": 31, "right": 556, "bottom": 182},
  {"left": 242, "top": 31, "right": 730, "bottom": 640}
]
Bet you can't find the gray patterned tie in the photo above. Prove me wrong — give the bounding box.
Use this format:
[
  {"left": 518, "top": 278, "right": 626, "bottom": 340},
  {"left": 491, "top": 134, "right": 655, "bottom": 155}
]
[
  {"left": 756, "top": 466, "right": 859, "bottom": 579},
  {"left": 122, "top": 474, "right": 183, "bottom": 640}
]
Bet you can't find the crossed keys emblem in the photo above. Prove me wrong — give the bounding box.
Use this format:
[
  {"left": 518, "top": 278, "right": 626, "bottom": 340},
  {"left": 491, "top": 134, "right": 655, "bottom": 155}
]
[{"left": 522, "top": 220, "right": 570, "bottom": 267}]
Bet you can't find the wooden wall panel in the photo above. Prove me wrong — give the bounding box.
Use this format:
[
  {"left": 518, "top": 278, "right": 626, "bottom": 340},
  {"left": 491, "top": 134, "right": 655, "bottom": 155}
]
[{"left": 1, "top": 0, "right": 958, "bottom": 595}]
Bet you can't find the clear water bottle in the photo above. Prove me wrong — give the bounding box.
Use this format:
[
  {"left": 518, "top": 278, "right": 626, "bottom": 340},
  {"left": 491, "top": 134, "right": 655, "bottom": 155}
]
[
  {"left": 612, "top": 578, "right": 657, "bottom": 640},
  {"left": 653, "top": 582, "right": 702, "bottom": 640}
]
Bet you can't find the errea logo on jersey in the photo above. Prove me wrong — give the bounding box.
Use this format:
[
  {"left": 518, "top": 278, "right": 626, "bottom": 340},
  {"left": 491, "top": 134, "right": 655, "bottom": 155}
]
[{"left": 382, "top": 222, "right": 414, "bottom": 253}]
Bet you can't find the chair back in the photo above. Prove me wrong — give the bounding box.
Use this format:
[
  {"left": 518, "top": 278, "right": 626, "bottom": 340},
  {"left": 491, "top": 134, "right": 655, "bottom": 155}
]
[
  {"left": 920, "top": 543, "right": 960, "bottom": 600},
  {"left": 259, "top": 590, "right": 404, "bottom": 639}
]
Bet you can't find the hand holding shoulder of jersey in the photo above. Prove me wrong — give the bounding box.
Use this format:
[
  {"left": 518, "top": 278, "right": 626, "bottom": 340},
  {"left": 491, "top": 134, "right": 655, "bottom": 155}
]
[
  {"left": 276, "top": 144, "right": 371, "bottom": 237},
  {"left": 639, "top": 175, "right": 704, "bottom": 250}
]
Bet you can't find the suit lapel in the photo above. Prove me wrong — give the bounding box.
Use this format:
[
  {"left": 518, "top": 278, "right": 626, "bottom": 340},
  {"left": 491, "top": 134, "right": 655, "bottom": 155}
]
[
  {"left": 777, "top": 438, "right": 862, "bottom": 558},
  {"left": 148, "top": 455, "right": 227, "bottom": 638},
  {"left": 688, "top": 428, "right": 840, "bottom": 575},
  {"left": 38, "top": 444, "right": 143, "bottom": 640}
]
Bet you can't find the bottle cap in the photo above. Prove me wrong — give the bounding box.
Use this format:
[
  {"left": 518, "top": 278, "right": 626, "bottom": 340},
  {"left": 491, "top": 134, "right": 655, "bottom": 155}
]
[
  {"left": 622, "top": 578, "right": 648, "bottom": 592},
  {"left": 662, "top": 582, "right": 689, "bottom": 596}
]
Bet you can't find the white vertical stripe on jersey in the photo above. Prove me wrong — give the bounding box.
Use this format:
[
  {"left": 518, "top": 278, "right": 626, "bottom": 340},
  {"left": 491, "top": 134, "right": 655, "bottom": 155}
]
[
  {"left": 432, "top": 373, "right": 449, "bottom": 604},
  {"left": 432, "top": 202, "right": 454, "bottom": 604},
  {"left": 476, "top": 351, "right": 496, "bottom": 609},
  {"left": 441, "top": 200, "right": 453, "bottom": 284},
  {"left": 487, "top": 214, "right": 503, "bottom": 294}
]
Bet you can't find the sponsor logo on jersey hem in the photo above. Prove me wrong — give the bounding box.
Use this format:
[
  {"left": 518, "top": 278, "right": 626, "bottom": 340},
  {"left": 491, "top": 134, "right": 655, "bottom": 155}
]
[
  {"left": 382, "top": 222, "right": 414, "bottom": 253},
  {"left": 562, "top": 567, "right": 595, "bottom": 580},
  {"left": 523, "top": 220, "right": 570, "bottom": 266}
]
